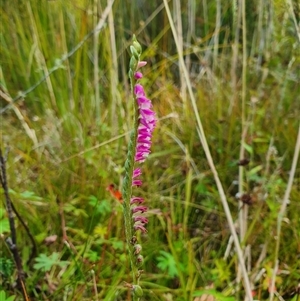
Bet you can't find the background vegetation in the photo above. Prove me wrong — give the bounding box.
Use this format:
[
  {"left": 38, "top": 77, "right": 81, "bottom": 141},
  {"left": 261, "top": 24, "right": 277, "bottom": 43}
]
[{"left": 1, "top": 0, "right": 299, "bottom": 300}]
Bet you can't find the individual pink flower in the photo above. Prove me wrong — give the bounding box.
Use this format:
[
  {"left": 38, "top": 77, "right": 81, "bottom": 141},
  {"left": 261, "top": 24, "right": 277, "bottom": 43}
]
[
  {"left": 132, "top": 179, "right": 142, "bottom": 187},
  {"left": 130, "top": 196, "right": 145, "bottom": 205},
  {"left": 134, "top": 216, "right": 148, "bottom": 224},
  {"left": 134, "top": 224, "right": 147, "bottom": 233},
  {"left": 134, "top": 72, "right": 143, "bottom": 79},
  {"left": 137, "top": 61, "right": 147, "bottom": 69},
  {"left": 132, "top": 206, "right": 148, "bottom": 214},
  {"left": 133, "top": 168, "right": 142, "bottom": 178},
  {"left": 134, "top": 84, "right": 145, "bottom": 96}
]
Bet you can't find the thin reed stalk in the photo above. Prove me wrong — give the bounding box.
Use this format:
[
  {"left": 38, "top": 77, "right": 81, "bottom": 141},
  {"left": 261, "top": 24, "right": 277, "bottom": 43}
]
[
  {"left": 173, "top": 0, "right": 187, "bottom": 108},
  {"left": 27, "top": 1, "right": 57, "bottom": 111},
  {"left": 162, "top": 0, "right": 253, "bottom": 299},
  {"left": 237, "top": 0, "right": 249, "bottom": 293},
  {"left": 93, "top": 0, "right": 100, "bottom": 120},
  {"left": 229, "top": 0, "right": 241, "bottom": 115},
  {"left": 270, "top": 125, "right": 300, "bottom": 301},
  {"left": 108, "top": 4, "right": 120, "bottom": 134},
  {"left": 213, "top": 0, "right": 221, "bottom": 72},
  {"left": 59, "top": 7, "right": 75, "bottom": 111},
  {"left": 185, "top": 0, "right": 195, "bottom": 74}
]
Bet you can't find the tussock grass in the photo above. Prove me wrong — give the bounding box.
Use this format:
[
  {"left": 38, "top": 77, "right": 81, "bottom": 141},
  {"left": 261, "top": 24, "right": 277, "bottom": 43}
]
[{"left": 1, "top": 0, "right": 299, "bottom": 300}]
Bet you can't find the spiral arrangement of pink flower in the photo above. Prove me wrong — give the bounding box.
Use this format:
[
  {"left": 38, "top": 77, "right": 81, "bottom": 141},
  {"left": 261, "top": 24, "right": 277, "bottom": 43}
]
[{"left": 121, "top": 36, "right": 156, "bottom": 299}]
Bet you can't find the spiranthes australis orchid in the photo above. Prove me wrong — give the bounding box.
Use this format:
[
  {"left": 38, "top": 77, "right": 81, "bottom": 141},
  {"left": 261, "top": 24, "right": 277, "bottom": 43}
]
[{"left": 121, "top": 36, "right": 156, "bottom": 300}]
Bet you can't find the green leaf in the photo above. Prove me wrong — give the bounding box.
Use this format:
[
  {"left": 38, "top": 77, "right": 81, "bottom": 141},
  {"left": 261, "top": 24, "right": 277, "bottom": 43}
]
[
  {"left": 242, "top": 142, "right": 253, "bottom": 154},
  {"left": 93, "top": 225, "right": 107, "bottom": 238},
  {"left": 8, "top": 189, "right": 42, "bottom": 201},
  {"left": 291, "top": 294, "right": 299, "bottom": 301},
  {"left": 193, "top": 289, "right": 235, "bottom": 301},
  {"left": 248, "top": 165, "right": 263, "bottom": 176},
  {"left": 64, "top": 203, "right": 88, "bottom": 217},
  {"left": 84, "top": 250, "right": 99, "bottom": 262},
  {"left": 111, "top": 239, "right": 124, "bottom": 251},
  {"left": 0, "top": 219, "right": 10, "bottom": 235},
  {"left": 195, "top": 182, "right": 208, "bottom": 194},
  {"left": 88, "top": 195, "right": 112, "bottom": 216},
  {"left": 0, "top": 208, "right": 6, "bottom": 219},
  {"left": 211, "top": 258, "right": 232, "bottom": 285},
  {"left": 0, "top": 258, "right": 14, "bottom": 277},
  {"left": 34, "top": 252, "right": 69, "bottom": 272},
  {"left": 156, "top": 251, "right": 178, "bottom": 278},
  {"left": 0, "top": 290, "right": 16, "bottom": 301}
]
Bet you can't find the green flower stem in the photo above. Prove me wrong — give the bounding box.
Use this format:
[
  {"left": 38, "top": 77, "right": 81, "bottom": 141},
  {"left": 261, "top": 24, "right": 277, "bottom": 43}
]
[{"left": 121, "top": 36, "right": 142, "bottom": 288}]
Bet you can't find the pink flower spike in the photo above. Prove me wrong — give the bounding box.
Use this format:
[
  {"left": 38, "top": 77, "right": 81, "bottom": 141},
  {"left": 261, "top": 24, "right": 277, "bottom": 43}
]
[
  {"left": 134, "top": 224, "right": 148, "bottom": 233},
  {"left": 132, "top": 179, "right": 142, "bottom": 187},
  {"left": 130, "top": 196, "right": 145, "bottom": 204},
  {"left": 132, "top": 206, "right": 148, "bottom": 214},
  {"left": 137, "top": 61, "right": 147, "bottom": 69},
  {"left": 133, "top": 168, "right": 142, "bottom": 178},
  {"left": 134, "top": 72, "right": 143, "bottom": 79}
]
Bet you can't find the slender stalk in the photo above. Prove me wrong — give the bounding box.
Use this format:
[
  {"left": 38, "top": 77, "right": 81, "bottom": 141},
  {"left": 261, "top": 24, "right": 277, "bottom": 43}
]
[
  {"left": 213, "top": 0, "right": 221, "bottom": 72},
  {"left": 0, "top": 90, "right": 38, "bottom": 150},
  {"left": 121, "top": 37, "right": 156, "bottom": 300},
  {"left": 173, "top": 0, "right": 187, "bottom": 110},
  {"left": 202, "top": 0, "right": 208, "bottom": 37},
  {"left": 185, "top": 0, "right": 195, "bottom": 74},
  {"left": 237, "top": 0, "right": 249, "bottom": 289},
  {"left": 163, "top": 1, "right": 253, "bottom": 299},
  {"left": 256, "top": 0, "right": 264, "bottom": 71},
  {"left": 27, "top": 1, "right": 57, "bottom": 110},
  {"left": 59, "top": 7, "right": 74, "bottom": 111},
  {"left": 286, "top": 0, "right": 300, "bottom": 42},
  {"left": 0, "top": 149, "right": 29, "bottom": 300},
  {"left": 229, "top": 0, "right": 241, "bottom": 114},
  {"left": 93, "top": 0, "right": 100, "bottom": 120},
  {"left": 108, "top": 5, "right": 120, "bottom": 134},
  {"left": 269, "top": 125, "right": 300, "bottom": 301},
  {"left": 122, "top": 110, "right": 139, "bottom": 286}
]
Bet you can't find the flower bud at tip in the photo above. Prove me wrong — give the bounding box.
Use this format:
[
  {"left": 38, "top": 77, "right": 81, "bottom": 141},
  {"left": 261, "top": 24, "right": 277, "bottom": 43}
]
[{"left": 132, "top": 285, "right": 143, "bottom": 297}]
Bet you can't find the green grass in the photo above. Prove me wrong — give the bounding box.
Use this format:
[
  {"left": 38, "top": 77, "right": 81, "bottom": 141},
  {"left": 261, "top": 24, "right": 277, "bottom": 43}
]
[{"left": 1, "top": 0, "right": 299, "bottom": 300}]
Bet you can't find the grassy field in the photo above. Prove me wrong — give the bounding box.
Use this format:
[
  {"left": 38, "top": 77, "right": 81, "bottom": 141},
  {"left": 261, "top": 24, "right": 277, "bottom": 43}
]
[{"left": 1, "top": 0, "right": 299, "bottom": 300}]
